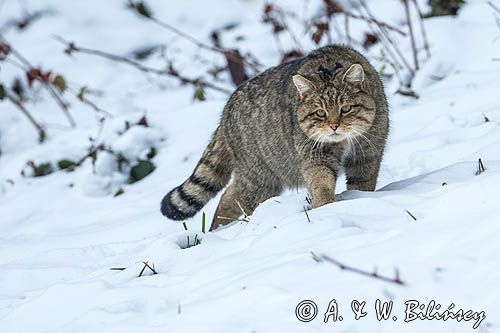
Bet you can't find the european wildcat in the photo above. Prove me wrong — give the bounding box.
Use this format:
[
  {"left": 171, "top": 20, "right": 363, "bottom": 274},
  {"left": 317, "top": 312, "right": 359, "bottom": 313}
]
[{"left": 161, "top": 45, "right": 388, "bottom": 231}]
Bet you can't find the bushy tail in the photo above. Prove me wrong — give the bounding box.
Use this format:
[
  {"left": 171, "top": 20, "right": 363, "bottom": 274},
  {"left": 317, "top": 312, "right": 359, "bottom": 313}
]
[{"left": 161, "top": 127, "right": 233, "bottom": 221}]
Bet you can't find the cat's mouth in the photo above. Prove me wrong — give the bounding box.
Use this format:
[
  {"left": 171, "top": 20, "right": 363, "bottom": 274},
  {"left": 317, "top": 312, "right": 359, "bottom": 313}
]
[
  {"left": 316, "top": 130, "right": 348, "bottom": 143},
  {"left": 328, "top": 132, "right": 347, "bottom": 142}
]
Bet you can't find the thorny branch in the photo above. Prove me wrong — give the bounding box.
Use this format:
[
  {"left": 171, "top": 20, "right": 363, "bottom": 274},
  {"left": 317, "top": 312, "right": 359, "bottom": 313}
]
[
  {"left": 4, "top": 89, "right": 46, "bottom": 142},
  {"left": 487, "top": 0, "right": 500, "bottom": 14},
  {"left": 411, "top": 0, "right": 431, "bottom": 58},
  {"left": 127, "top": 0, "right": 262, "bottom": 72},
  {"left": 403, "top": 0, "right": 419, "bottom": 71},
  {"left": 45, "top": 83, "right": 76, "bottom": 127},
  {"left": 1, "top": 34, "right": 77, "bottom": 127},
  {"left": 279, "top": 3, "right": 406, "bottom": 36},
  {"left": 54, "top": 36, "right": 232, "bottom": 94},
  {"left": 318, "top": 253, "right": 406, "bottom": 286},
  {"left": 2, "top": 36, "right": 112, "bottom": 120},
  {"left": 358, "top": 0, "right": 415, "bottom": 78},
  {"left": 67, "top": 86, "right": 113, "bottom": 118},
  {"left": 343, "top": 11, "right": 406, "bottom": 36}
]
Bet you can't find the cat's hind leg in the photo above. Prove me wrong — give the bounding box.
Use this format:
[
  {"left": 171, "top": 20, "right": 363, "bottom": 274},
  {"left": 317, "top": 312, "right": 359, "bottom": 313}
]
[
  {"left": 210, "top": 175, "right": 281, "bottom": 231},
  {"left": 210, "top": 182, "right": 242, "bottom": 231}
]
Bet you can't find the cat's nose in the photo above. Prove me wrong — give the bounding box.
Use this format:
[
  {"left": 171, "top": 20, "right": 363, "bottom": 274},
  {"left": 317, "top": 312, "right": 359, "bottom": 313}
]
[{"left": 330, "top": 124, "right": 339, "bottom": 132}]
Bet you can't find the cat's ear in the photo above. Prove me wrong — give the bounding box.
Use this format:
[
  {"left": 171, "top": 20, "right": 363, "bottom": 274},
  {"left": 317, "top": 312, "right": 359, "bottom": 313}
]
[
  {"left": 342, "top": 63, "right": 365, "bottom": 85},
  {"left": 292, "top": 74, "right": 316, "bottom": 99}
]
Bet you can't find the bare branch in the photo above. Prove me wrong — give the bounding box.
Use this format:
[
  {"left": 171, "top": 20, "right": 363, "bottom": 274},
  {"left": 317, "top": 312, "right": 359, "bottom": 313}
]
[
  {"left": 67, "top": 87, "right": 113, "bottom": 118},
  {"left": 411, "top": 0, "right": 431, "bottom": 58},
  {"left": 54, "top": 36, "right": 231, "bottom": 94},
  {"left": 320, "top": 254, "right": 406, "bottom": 286},
  {"left": 142, "top": 261, "right": 158, "bottom": 274},
  {"left": 403, "top": 0, "right": 419, "bottom": 70},
  {"left": 476, "top": 158, "right": 485, "bottom": 176},
  {"left": 358, "top": 0, "right": 415, "bottom": 78},
  {"left": 45, "top": 84, "right": 76, "bottom": 127},
  {"left": 127, "top": 0, "right": 261, "bottom": 72},
  {"left": 5, "top": 89, "right": 46, "bottom": 142},
  {"left": 343, "top": 11, "right": 407, "bottom": 36},
  {"left": 405, "top": 209, "right": 417, "bottom": 221},
  {"left": 487, "top": 0, "right": 500, "bottom": 14},
  {"left": 1, "top": 34, "right": 77, "bottom": 127}
]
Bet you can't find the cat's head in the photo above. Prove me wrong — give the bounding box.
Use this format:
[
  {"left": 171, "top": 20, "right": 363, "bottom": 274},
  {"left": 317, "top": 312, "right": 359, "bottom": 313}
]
[{"left": 293, "top": 63, "right": 376, "bottom": 143}]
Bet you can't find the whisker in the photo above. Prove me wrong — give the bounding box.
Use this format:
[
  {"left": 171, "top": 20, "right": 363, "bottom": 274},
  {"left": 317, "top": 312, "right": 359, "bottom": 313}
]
[
  {"left": 351, "top": 133, "right": 366, "bottom": 165},
  {"left": 297, "top": 132, "right": 320, "bottom": 154},
  {"left": 356, "top": 130, "right": 384, "bottom": 140},
  {"left": 351, "top": 129, "right": 378, "bottom": 153},
  {"left": 310, "top": 133, "right": 324, "bottom": 159},
  {"left": 305, "top": 132, "right": 322, "bottom": 160}
]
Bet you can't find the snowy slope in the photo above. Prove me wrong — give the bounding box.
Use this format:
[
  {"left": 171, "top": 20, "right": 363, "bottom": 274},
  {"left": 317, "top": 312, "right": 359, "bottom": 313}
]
[{"left": 1, "top": 0, "right": 500, "bottom": 332}]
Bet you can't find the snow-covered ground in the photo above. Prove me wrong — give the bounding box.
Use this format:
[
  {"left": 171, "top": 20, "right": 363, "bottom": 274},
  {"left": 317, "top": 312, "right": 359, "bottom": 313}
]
[{"left": 1, "top": 1, "right": 499, "bottom": 332}]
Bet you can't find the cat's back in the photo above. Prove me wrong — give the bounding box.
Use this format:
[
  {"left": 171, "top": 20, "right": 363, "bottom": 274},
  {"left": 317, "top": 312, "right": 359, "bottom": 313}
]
[{"left": 223, "top": 57, "right": 302, "bottom": 124}]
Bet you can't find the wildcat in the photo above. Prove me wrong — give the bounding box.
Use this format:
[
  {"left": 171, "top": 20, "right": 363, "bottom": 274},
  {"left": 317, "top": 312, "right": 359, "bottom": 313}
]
[{"left": 161, "top": 45, "right": 389, "bottom": 231}]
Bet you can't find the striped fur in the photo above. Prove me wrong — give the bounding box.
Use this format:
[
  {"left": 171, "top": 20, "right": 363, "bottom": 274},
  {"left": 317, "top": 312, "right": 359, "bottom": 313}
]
[
  {"left": 161, "top": 127, "right": 233, "bottom": 220},
  {"left": 161, "top": 45, "right": 388, "bottom": 230}
]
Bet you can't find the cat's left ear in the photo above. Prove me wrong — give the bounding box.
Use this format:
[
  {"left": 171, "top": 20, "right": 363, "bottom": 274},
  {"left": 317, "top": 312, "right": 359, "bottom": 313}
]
[{"left": 342, "top": 63, "right": 365, "bottom": 85}]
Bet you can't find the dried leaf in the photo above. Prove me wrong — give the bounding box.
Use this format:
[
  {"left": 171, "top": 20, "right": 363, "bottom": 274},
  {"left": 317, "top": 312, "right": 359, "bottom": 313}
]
[
  {"left": 0, "top": 84, "right": 5, "bottom": 101},
  {"left": 428, "top": 0, "right": 465, "bottom": 17},
  {"left": 128, "top": 160, "right": 155, "bottom": 183},
  {"left": 323, "top": 0, "right": 343, "bottom": 17},
  {"left": 57, "top": 159, "right": 76, "bottom": 170},
  {"left": 273, "top": 23, "right": 285, "bottom": 33},
  {"left": 397, "top": 89, "right": 420, "bottom": 99},
  {"left": 52, "top": 74, "right": 67, "bottom": 93},
  {"left": 225, "top": 49, "right": 248, "bottom": 86},
  {"left": 312, "top": 22, "right": 329, "bottom": 44},
  {"left": 146, "top": 147, "right": 157, "bottom": 160},
  {"left": 194, "top": 86, "right": 206, "bottom": 101},
  {"left": 11, "top": 78, "right": 24, "bottom": 101},
  {"left": 35, "top": 163, "right": 53, "bottom": 177},
  {"left": 23, "top": 161, "right": 54, "bottom": 177},
  {"left": 129, "top": 1, "right": 153, "bottom": 18},
  {"left": 363, "top": 33, "right": 379, "bottom": 49},
  {"left": 131, "top": 45, "right": 160, "bottom": 60},
  {"left": 281, "top": 49, "right": 304, "bottom": 63},
  {"left": 26, "top": 68, "right": 52, "bottom": 88},
  {"left": 264, "top": 4, "right": 273, "bottom": 15},
  {"left": 77, "top": 86, "right": 87, "bottom": 101},
  {"left": 0, "top": 43, "right": 11, "bottom": 60},
  {"left": 137, "top": 115, "right": 149, "bottom": 127},
  {"left": 114, "top": 188, "right": 125, "bottom": 197}
]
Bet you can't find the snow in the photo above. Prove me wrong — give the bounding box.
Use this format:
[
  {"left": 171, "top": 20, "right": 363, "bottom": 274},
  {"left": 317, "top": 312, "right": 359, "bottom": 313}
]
[{"left": 1, "top": 0, "right": 499, "bottom": 332}]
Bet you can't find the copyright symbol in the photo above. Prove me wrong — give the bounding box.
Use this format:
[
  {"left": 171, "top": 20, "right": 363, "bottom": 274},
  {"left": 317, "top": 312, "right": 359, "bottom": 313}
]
[{"left": 295, "top": 300, "right": 318, "bottom": 322}]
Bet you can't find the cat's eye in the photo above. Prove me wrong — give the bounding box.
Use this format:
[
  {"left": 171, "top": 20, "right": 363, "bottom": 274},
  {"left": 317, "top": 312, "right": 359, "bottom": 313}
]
[
  {"left": 341, "top": 105, "right": 353, "bottom": 114},
  {"left": 315, "top": 109, "right": 326, "bottom": 117}
]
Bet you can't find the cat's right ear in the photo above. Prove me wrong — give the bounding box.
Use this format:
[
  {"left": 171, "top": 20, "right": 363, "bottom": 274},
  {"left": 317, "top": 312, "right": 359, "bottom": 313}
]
[{"left": 292, "top": 75, "right": 316, "bottom": 99}]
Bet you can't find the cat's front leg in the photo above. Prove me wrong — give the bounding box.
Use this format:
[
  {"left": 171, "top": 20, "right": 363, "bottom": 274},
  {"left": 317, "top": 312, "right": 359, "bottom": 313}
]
[
  {"left": 344, "top": 154, "right": 381, "bottom": 192},
  {"left": 302, "top": 164, "right": 337, "bottom": 208}
]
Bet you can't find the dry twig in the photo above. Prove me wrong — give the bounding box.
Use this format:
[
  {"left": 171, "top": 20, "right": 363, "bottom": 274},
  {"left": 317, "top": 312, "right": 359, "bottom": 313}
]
[
  {"left": 411, "top": 0, "right": 431, "bottom": 58},
  {"left": 127, "top": 0, "right": 261, "bottom": 72},
  {"left": 403, "top": 0, "right": 419, "bottom": 70},
  {"left": 320, "top": 254, "right": 406, "bottom": 286},
  {"left": 1, "top": 35, "right": 77, "bottom": 127},
  {"left": 4, "top": 89, "right": 46, "bottom": 142},
  {"left": 54, "top": 36, "right": 231, "bottom": 94}
]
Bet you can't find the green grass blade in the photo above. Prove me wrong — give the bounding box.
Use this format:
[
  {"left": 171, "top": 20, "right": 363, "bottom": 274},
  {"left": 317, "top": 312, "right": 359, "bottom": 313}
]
[{"left": 201, "top": 211, "right": 206, "bottom": 233}]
